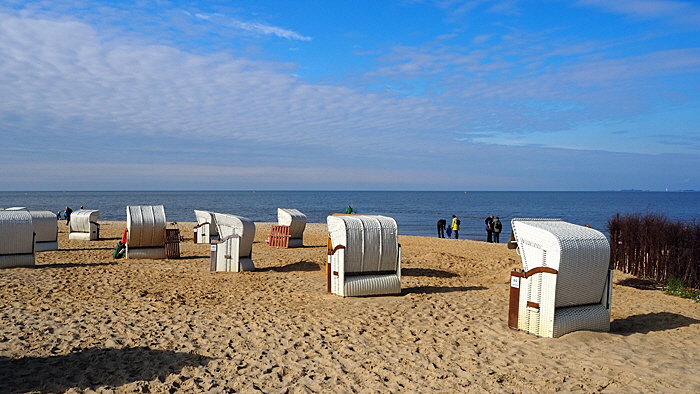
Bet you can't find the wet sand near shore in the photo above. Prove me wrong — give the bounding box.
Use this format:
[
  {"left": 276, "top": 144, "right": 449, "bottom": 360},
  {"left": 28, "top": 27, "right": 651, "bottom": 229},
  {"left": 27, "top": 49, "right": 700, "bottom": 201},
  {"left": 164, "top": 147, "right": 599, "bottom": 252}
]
[{"left": 1, "top": 221, "right": 700, "bottom": 393}]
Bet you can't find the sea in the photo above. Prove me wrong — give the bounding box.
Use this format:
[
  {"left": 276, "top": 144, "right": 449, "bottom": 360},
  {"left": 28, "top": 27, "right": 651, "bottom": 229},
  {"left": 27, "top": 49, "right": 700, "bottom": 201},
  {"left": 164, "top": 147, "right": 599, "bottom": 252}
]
[{"left": 1, "top": 191, "right": 698, "bottom": 241}]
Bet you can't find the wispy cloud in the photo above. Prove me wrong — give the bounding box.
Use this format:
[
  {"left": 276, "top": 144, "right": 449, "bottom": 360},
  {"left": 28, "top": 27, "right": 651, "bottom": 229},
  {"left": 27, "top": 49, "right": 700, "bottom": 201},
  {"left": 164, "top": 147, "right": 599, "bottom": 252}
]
[
  {"left": 192, "top": 12, "right": 312, "bottom": 41},
  {"left": 0, "top": 13, "right": 456, "bottom": 166}
]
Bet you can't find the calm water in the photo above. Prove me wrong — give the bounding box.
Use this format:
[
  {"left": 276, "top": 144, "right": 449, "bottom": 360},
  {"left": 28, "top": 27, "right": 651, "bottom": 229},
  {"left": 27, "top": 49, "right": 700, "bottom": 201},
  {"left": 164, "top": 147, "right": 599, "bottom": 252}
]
[{"left": 1, "top": 191, "right": 698, "bottom": 241}]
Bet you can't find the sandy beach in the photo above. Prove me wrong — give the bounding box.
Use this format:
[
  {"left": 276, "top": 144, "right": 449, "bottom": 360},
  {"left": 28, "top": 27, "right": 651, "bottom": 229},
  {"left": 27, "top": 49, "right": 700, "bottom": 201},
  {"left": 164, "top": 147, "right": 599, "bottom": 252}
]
[{"left": 2, "top": 221, "right": 700, "bottom": 394}]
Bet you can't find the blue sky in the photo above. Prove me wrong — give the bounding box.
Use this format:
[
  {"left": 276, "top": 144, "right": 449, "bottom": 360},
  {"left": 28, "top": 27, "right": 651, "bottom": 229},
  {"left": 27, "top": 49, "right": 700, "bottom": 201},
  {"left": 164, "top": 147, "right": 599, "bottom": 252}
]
[{"left": 1, "top": 0, "right": 699, "bottom": 191}]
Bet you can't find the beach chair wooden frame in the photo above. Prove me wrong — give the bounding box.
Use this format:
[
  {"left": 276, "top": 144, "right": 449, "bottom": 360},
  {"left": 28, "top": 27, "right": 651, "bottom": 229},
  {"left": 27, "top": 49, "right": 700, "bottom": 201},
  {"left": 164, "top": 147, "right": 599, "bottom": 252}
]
[
  {"left": 68, "top": 209, "right": 100, "bottom": 241},
  {"left": 165, "top": 226, "right": 181, "bottom": 259},
  {"left": 30, "top": 210, "right": 59, "bottom": 251},
  {"left": 126, "top": 205, "right": 167, "bottom": 259},
  {"left": 210, "top": 212, "right": 255, "bottom": 272},
  {"left": 274, "top": 208, "right": 306, "bottom": 248},
  {"left": 509, "top": 218, "right": 612, "bottom": 338},
  {"left": 326, "top": 215, "right": 402, "bottom": 297},
  {"left": 193, "top": 210, "right": 219, "bottom": 244},
  {"left": 0, "top": 210, "right": 35, "bottom": 268},
  {"left": 268, "top": 225, "right": 291, "bottom": 248}
]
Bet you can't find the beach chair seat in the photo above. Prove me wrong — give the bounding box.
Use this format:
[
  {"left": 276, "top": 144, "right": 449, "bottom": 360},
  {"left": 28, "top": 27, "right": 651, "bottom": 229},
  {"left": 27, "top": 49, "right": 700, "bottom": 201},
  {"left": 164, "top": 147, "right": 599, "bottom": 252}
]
[
  {"left": 30, "top": 210, "right": 59, "bottom": 251},
  {"left": 68, "top": 210, "right": 100, "bottom": 241},
  {"left": 269, "top": 208, "right": 307, "bottom": 248},
  {"left": 193, "top": 210, "right": 219, "bottom": 244},
  {"left": 210, "top": 212, "right": 255, "bottom": 272},
  {"left": 326, "top": 215, "right": 401, "bottom": 297},
  {"left": 126, "top": 205, "right": 167, "bottom": 259},
  {"left": 508, "top": 218, "right": 612, "bottom": 338},
  {"left": 0, "top": 210, "right": 35, "bottom": 268}
]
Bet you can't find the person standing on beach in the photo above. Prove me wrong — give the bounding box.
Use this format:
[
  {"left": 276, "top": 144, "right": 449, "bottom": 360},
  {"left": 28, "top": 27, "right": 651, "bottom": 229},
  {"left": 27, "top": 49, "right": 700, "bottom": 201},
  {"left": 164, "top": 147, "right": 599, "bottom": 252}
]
[
  {"left": 451, "top": 215, "right": 460, "bottom": 239},
  {"left": 485, "top": 215, "right": 494, "bottom": 242},
  {"left": 492, "top": 216, "right": 502, "bottom": 243},
  {"left": 64, "top": 206, "right": 73, "bottom": 226},
  {"left": 437, "top": 219, "right": 446, "bottom": 238}
]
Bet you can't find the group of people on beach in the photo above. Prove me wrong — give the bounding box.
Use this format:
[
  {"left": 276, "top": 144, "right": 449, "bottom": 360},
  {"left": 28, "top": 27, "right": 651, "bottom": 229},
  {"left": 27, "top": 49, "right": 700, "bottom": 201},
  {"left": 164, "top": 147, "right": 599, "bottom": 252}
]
[
  {"left": 57, "top": 206, "right": 84, "bottom": 225},
  {"left": 437, "top": 215, "right": 503, "bottom": 242}
]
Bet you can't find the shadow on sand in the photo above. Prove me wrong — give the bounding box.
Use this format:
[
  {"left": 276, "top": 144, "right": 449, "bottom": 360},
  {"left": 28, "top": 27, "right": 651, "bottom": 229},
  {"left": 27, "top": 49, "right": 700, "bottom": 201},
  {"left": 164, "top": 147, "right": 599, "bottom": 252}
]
[
  {"left": 49, "top": 247, "right": 115, "bottom": 252},
  {"left": 401, "top": 267, "right": 459, "bottom": 278},
  {"left": 616, "top": 277, "right": 663, "bottom": 290},
  {"left": 611, "top": 312, "right": 700, "bottom": 335},
  {"left": 259, "top": 260, "right": 321, "bottom": 272},
  {"left": 0, "top": 347, "right": 213, "bottom": 394}
]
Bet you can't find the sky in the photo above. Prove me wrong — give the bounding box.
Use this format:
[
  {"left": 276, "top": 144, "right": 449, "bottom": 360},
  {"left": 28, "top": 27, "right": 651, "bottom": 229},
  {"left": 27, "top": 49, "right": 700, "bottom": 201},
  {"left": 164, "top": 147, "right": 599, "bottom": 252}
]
[{"left": 1, "top": 0, "right": 700, "bottom": 191}]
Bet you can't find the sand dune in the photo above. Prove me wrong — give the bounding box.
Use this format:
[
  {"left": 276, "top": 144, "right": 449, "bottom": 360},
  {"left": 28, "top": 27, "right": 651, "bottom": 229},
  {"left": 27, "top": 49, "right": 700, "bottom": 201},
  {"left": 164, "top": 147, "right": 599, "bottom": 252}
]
[{"left": 1, "top": 221, "right": 699, "bottom": 393}]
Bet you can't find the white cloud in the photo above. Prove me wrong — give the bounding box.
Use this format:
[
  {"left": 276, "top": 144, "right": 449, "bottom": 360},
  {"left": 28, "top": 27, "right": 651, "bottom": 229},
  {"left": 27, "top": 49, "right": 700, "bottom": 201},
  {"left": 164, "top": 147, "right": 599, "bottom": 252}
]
[
  {"left": 0, "top": 13, "right": 462, "bottom": 166},
  {"left": 192, "top": 11, "right": 312, "bottom": 41}
]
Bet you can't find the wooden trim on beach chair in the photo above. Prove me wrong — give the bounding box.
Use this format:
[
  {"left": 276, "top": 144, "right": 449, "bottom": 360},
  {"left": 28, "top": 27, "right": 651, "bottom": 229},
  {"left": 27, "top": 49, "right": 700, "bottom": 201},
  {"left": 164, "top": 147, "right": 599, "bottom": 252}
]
[
  {"left": 327, "top": 244, "right": 345, "bottom": 256},
  {"left": 523, "top": 266, "right": 558, "bottom": 278}
]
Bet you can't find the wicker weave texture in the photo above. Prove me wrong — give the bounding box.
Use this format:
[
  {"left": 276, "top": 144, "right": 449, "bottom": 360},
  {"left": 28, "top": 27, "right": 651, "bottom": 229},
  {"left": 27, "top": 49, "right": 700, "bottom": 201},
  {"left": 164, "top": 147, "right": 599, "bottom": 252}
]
[
  {"left": 126, "top": 247, "right": 166, "bottom": 260},
  {"left": 214, "top": 236, "right": 255, "bottom": 272},
  {"left": 513, "top": 219, "right": 610, "bottom": 307},
  {"left": 327, "top": 215, "right": 399, "bottom": 274},
  {"left": 278, "top": 208, "right": 307, "bottom": 240},
  {"left": 213, "top": 213, "right": 255, "bottom": 259},
  {"left": 0, "top": 254, "right": 35, "bottom": 268},
  {"left": 127, "top": 206, "right": 166, "bottom": 248},
  {"left": 553, "top": 304, "right": 610, "bottom": 338},
  {"left": 30, "top": 211, "right": 58, "bottom": 243},
  {"left": 344, "top": 274, "right": 401, "bottom": 297},
  {"left": 512, "top": 218, "right": 611, "bottom": 337},
  {"left": 68, "top": 232, "right": 93, "bottom": 241},
  {"left": 327, "top": 215, "right": 401, "bottom": 297},
  {"left": 69, "top": 210, "right": 100, "bottom": 234},
  {"left": 0, "top": 210, "right": 34, "bottom": 256}
]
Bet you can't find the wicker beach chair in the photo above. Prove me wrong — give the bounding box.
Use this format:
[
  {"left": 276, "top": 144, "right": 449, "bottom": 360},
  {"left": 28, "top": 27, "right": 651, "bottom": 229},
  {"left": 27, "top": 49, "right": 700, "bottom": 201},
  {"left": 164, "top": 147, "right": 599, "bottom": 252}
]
[
  {"left": 210, "top": 212, "right": 255, "bottom": 272},
  {"left": 326, "top": 215, "right": 401, "bottom": 297},
  {"left": 68, "top": 210, "right": 100, "bottom": 241},
  {"left": 0, "top": 210, "right": 35, "bottom": 268},
  {"left": 508, "top": 219, "right": 612, "bottom": 338},
  {"left": 126, "top": 205, "right": 167, "bottom": 259},
  {"left": 268, "top": 208, "right": 307, "bottom": 248},
  {"left": 193, "top": 210, "right": 219, "bottom": 244},
  {"left": 29, "top": 210, "right": 59, "bottom": 251}
]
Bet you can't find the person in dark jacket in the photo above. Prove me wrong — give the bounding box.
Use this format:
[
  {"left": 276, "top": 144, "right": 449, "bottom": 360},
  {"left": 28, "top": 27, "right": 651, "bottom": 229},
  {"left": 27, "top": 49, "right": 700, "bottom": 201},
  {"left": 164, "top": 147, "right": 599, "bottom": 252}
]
[
  {"left": 437, "top": 219, "right": 446, "bottom": 238},
  {"left": 492, "top": 217, "right": 503, "bottom": 243},
  {"left": 485, "top": 215, "right": 494, "bottom": 242},
  {"left": 64, "top": 206, "right": 73, "bottom": 226}
]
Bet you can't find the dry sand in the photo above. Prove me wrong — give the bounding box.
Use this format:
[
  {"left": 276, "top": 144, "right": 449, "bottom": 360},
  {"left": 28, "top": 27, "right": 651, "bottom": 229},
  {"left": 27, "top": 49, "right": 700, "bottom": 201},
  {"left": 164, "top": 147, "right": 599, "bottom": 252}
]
[{"left": 1, "top": 221, "right": 700, "bottom": 394}]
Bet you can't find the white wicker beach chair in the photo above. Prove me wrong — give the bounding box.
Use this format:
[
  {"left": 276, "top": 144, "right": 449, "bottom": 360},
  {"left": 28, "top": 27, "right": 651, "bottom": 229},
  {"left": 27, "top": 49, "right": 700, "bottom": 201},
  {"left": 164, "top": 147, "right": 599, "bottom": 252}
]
[
  {"left": 508, "top": 219, "right": 612, "bottom": 338},
  {"left": 326, "top": 215, "right": 401, "bottom": 297},
  {"left": 193, "top": 210, "right": 219, "bottom": 244},
  {"left": 0, "top": 210, "right": 35, "bottom": 268},
  {"left": 126, "top": 205, "right": 167, "bottom": 259},
  {"left": 68, "top": 210, "right": 100, "bottom": 241},
  {"left": 269, "top": 208, "right": 307, "bottom": 248},
  {"left": 30, "top": 210, "right": 59, "bottom": 251},
  {"left": 210, "top": 212, "right": 255, "bottom": 272}
]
